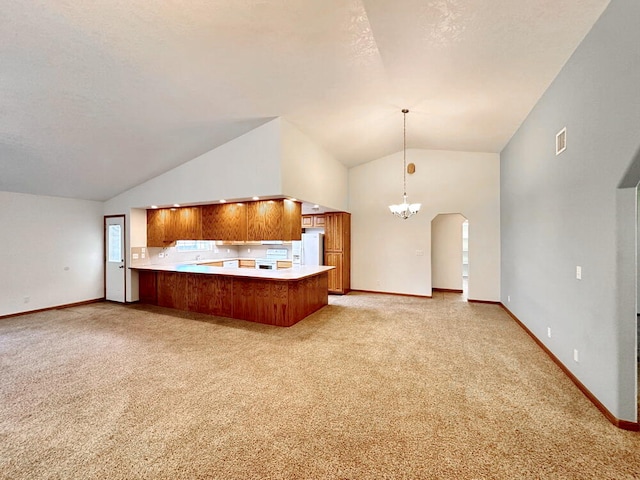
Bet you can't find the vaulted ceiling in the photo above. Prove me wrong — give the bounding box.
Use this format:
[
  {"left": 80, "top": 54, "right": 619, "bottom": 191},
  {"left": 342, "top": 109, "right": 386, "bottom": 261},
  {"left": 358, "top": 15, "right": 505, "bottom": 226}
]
[{"left": 1, "top": 0, "right": 610, "bottom": 201}]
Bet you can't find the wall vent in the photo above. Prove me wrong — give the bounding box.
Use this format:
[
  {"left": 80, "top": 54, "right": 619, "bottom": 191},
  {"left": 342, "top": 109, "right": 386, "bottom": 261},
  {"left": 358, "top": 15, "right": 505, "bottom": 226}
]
[{"left": 556, "top": 127, "right": 567, "bottom": 155}]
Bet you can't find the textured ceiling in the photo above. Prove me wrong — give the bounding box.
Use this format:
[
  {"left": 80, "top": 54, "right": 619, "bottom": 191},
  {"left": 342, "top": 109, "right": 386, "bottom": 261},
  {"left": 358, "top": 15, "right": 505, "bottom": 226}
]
[{"left": 0, "top": 0, "right": 610, "bottom": 201}]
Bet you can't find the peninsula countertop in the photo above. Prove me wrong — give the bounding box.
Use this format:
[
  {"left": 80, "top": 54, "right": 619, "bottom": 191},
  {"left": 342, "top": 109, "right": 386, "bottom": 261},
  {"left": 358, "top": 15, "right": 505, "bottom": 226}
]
[{"left": 130, "top": 263, "right": 334, "bottom": 281}]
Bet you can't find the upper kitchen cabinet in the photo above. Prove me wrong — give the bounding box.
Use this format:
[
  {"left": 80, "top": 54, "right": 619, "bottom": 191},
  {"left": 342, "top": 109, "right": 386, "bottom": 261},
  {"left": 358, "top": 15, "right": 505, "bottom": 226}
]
[
  {"left": 247, "top": 199, "right": 302, "bottom": 241},
  {"left": 325, "top": 212, "right": 349, "bottom": 252},
  {"left": 302, "top": 214, "right": 325, "bottom": 229},
  {"left": 147, "top": 207, "right": 202, "bottom": 247},
  {"left": 201, "top": 203, "right": 247, "bottom": 241}
]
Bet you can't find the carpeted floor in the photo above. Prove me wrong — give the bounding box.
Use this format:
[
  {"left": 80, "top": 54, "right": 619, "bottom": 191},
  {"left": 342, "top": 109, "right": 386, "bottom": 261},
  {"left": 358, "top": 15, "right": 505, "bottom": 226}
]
[{"left": 0, "top": 291, "right": 639, "bottom": 479}]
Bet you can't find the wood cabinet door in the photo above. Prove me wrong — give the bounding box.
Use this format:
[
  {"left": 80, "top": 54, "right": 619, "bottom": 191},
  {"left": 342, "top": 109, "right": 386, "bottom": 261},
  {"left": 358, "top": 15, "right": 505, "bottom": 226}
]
[
  {"left": 324, "top": 213, "right": 344, "bottom": 252},
  {"left": 247, "top": 200, "right": 283, "bottom": 241},
  {"left": 147, "top": 209, "right": 168, "bottom": 247},
  {"left": 313, "top": 215, "right": 326, "bottom": 228},
  {"left": 202, "top": 203, "right": 247, "bottom": 241},
  {"left": 325, "top": 252, "right": 343, "bottom": 293},
  {"left": 283, "top": 199, "right": 302, "bottom": 241},
  {"left": 166, "top": 207, "right": 202, "bottom": 241},
  {"left": 302, "top": 216, "right": 313, "bottom": 228}
]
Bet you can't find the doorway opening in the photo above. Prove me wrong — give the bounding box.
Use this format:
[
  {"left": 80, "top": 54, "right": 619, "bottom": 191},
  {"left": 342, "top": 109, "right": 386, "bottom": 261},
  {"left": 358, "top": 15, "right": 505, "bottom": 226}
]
[
  {"left": 462, "top": 219, "right": 469, "bottom": 298},
  {"left": 431, "top": 213, "right": 468, "bottom": 300},
  {"left": 105, "top": 215, "right": 126, "bottom": 303}
]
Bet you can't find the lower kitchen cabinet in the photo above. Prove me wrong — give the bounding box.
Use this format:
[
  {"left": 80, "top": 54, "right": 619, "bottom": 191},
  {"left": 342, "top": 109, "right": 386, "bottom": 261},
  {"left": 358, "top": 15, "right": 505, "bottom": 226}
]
[{"left": 325, "top": 253, "right": 346, "bottom": 293}]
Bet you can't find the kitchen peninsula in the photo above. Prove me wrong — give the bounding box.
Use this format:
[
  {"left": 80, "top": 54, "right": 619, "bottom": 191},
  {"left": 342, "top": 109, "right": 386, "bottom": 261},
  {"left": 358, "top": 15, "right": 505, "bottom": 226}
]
[{"left": 133, "top": 263, "right": 333, "bottom": 327}]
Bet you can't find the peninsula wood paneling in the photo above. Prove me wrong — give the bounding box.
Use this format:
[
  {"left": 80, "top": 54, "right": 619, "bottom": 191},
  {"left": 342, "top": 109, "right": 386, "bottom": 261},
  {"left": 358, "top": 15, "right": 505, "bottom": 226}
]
[
  {"left": 201, "top": 203, "right": 247, "bottom": 241},
  {"left": 196, "top": 275, "right": 233, "bottom": 317},
  {"left": 157, "top": 272, "right": 198, "bottom": 311},
  {"left": 138, "top": 268, "right": 328, "bottom": 327},
  {"left": 138, "top": 271, "right": 157, "bottom": 304}
]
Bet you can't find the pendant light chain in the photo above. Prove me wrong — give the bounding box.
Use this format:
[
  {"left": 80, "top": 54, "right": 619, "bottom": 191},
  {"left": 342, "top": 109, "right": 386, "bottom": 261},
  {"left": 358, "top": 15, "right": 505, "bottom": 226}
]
[
  {"left": 403, "top": 108, "right": 407, "bottom": 197},
  {"left": 388, "top": 108, "right": 421, "bottom": 219}
]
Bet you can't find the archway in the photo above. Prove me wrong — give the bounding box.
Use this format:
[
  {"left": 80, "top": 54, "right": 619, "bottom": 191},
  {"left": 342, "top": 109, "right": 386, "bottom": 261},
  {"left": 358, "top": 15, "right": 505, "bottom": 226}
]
[{"left": 431, "top": 213, "right": 468, "bottom": 299}]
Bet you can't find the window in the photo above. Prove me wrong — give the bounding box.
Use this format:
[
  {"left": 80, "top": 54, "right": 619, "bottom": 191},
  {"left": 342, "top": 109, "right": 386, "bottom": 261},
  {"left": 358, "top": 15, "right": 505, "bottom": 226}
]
[
  {"left": 175, "top": 240, "right": 214, "bottom": 252},
  {"left": 108, "top": 225, "right": 122, "bottom": 262}
]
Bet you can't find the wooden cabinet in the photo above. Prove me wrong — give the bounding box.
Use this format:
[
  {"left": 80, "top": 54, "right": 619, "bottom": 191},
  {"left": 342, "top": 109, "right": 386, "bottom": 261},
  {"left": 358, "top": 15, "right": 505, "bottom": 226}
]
[
  {"left": 169, "top": 207, "right": 201, "bottom": 241},
  {"left": 147, "top": 207, "right": 202, "bottom": 246},
  {"left": 147, "top": 209, "right": 169, "bottom": 247},
  {"left": 325, "top": 252, "right": 343, "bottom": 292},
  {"left": 147, "top": 199, "right": 301, "bottom": 246},
  {"left": 302, "top": 215, "right": 313, "bottom": 228},
  {"left": 200, "top": 261, "right": 223, "bottom": 267},
  {"left": 324, "top": 212, "right": 351, "bottom": 294},
  {"left": 201, "top": 203, "right": 247, "bottom": 241},
  {"left": 239, "top": 259, "right": 256, "bottom": 268},
  {"left": 302, "top": 214, "right": 325, "bottom": 229},
  {"left": 247, "top": 199, "right": 301, "bottom": 241},
  {"left": 276, "top": 260, "right": 292, "bottom": 269}
]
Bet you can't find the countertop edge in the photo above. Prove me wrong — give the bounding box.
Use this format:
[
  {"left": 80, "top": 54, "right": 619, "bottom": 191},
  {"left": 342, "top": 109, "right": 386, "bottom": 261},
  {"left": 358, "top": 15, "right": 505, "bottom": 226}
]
[{"left": 130, "top": 264, "right": 334, "bottom": 281}]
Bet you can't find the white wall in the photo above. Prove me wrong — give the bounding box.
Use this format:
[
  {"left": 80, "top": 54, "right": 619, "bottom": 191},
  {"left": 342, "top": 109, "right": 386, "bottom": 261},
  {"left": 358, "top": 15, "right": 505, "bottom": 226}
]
[
  {"left": 501, "top": 0, "right": 640, "bottom": 422},
  {"left": 280, "top": 119, "right": 349, "bottom": 211},
  {"left": 432, "top": 213, "right": 465, "bottom": 290},
  {"left": 0, "top": 191, "right": 104, "bottom": 316},
  {"left": 349, "top": 149, "right": 500, "bottom": 300}
]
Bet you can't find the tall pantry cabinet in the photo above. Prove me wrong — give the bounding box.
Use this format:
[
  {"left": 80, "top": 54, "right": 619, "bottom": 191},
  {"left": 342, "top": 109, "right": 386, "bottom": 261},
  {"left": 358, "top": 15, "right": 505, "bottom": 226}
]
[{"left": 324, "top": 212, "right": 351, "bottom": 294}]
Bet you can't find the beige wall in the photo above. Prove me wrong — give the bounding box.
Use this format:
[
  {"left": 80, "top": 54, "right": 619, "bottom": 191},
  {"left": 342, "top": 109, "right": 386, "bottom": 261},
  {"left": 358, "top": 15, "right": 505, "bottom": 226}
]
[
  {"left": 349, "top": 149, "right": 500, "bottom": 300},
  {"left": 0, "top": 191, "right": 104, "bottom": 316}
]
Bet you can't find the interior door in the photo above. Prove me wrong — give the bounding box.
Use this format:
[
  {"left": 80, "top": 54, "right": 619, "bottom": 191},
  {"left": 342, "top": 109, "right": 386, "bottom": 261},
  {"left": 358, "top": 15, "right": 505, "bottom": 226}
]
[{"left": 105, "top": 215, "right": 126, "bottom": 302}]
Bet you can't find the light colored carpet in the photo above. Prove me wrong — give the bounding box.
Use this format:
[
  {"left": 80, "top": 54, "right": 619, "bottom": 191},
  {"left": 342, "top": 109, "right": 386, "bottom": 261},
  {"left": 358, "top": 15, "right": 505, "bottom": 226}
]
[{"left": 0, "top": 292, "right": 639, "bottom": 479}]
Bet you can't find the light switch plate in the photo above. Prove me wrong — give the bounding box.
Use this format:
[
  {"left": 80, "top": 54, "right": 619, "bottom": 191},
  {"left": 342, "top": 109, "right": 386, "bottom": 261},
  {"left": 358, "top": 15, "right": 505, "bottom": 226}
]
[{"left": 576, "top": 266, "right": 582, "bottom": 280}]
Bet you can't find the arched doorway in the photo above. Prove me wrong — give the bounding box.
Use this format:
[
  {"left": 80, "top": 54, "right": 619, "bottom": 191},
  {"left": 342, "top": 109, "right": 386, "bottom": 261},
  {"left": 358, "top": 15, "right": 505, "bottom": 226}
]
[{"left": 431, "top": 213, "right": 468, "bottom": 299}]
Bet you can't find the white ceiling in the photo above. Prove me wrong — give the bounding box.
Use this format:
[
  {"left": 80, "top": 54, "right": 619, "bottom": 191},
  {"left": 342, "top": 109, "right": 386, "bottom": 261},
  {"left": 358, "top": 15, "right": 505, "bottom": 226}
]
[{"left": 1, "top": 0, "right": 610, "bottom": 201}]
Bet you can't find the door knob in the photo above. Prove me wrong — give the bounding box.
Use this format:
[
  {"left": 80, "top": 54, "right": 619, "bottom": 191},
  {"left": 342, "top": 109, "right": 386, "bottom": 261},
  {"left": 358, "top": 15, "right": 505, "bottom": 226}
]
[{"left": 119, "top": 265, "right": 124, "bottom": 269}]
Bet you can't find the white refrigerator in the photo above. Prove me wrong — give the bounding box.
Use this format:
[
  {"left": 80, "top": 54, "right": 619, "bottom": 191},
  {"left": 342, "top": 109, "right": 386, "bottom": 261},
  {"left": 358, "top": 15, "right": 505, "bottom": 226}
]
[{"left": 293, "top": 233, "right": 324, "bottom": 266}]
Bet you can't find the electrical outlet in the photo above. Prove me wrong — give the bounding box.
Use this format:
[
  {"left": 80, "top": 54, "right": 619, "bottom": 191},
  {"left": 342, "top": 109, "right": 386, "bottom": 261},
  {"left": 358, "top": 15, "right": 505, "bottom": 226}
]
[
  {"left": 547, "top": 327, "right": 551, "bottom": 338},
  {"left": 507, "top": 295, "right": 511, "bottom": 303},
  {"left": 573, "top": 349, "right": 579, "bottom": 362},
  {"left": 416, "top": 250, "right": 424, "bottom": 256},
  {"left": 576, "top": 266, "right": 582, "bottom": 280},
  {"left": 132, "top": 253, "right": 139, "bottom": 259},
  {"left": 159, "top": 253, "right": 165, "bottom": 258},
  {"left": 247, "top": 248, "right": 251, "bottom": 253}
]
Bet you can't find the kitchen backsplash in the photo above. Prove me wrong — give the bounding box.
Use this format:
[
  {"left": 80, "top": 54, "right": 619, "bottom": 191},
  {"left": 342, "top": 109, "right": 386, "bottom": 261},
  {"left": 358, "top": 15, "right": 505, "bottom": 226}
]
[{"left": 130, "top": 244, "right": 292, "bottom": 266}]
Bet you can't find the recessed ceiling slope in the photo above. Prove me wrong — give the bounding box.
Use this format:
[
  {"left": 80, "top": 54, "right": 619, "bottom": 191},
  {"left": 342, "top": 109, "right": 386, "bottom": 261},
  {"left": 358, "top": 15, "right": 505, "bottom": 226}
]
[{"left": 0, "top": 0, "right": 610, "bottom": 200}]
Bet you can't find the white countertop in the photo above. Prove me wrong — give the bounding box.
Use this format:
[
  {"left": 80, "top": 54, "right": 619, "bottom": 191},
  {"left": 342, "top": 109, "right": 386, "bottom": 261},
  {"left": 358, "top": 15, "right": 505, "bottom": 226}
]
[{"left": 131, "top": 263, "right": 334, "bottom": 281}]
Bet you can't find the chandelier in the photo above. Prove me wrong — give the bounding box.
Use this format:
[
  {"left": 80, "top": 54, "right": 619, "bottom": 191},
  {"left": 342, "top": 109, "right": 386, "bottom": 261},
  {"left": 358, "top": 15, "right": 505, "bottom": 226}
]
[{"left": 389, "top": 109, "right": 421, "bottom": 219}]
